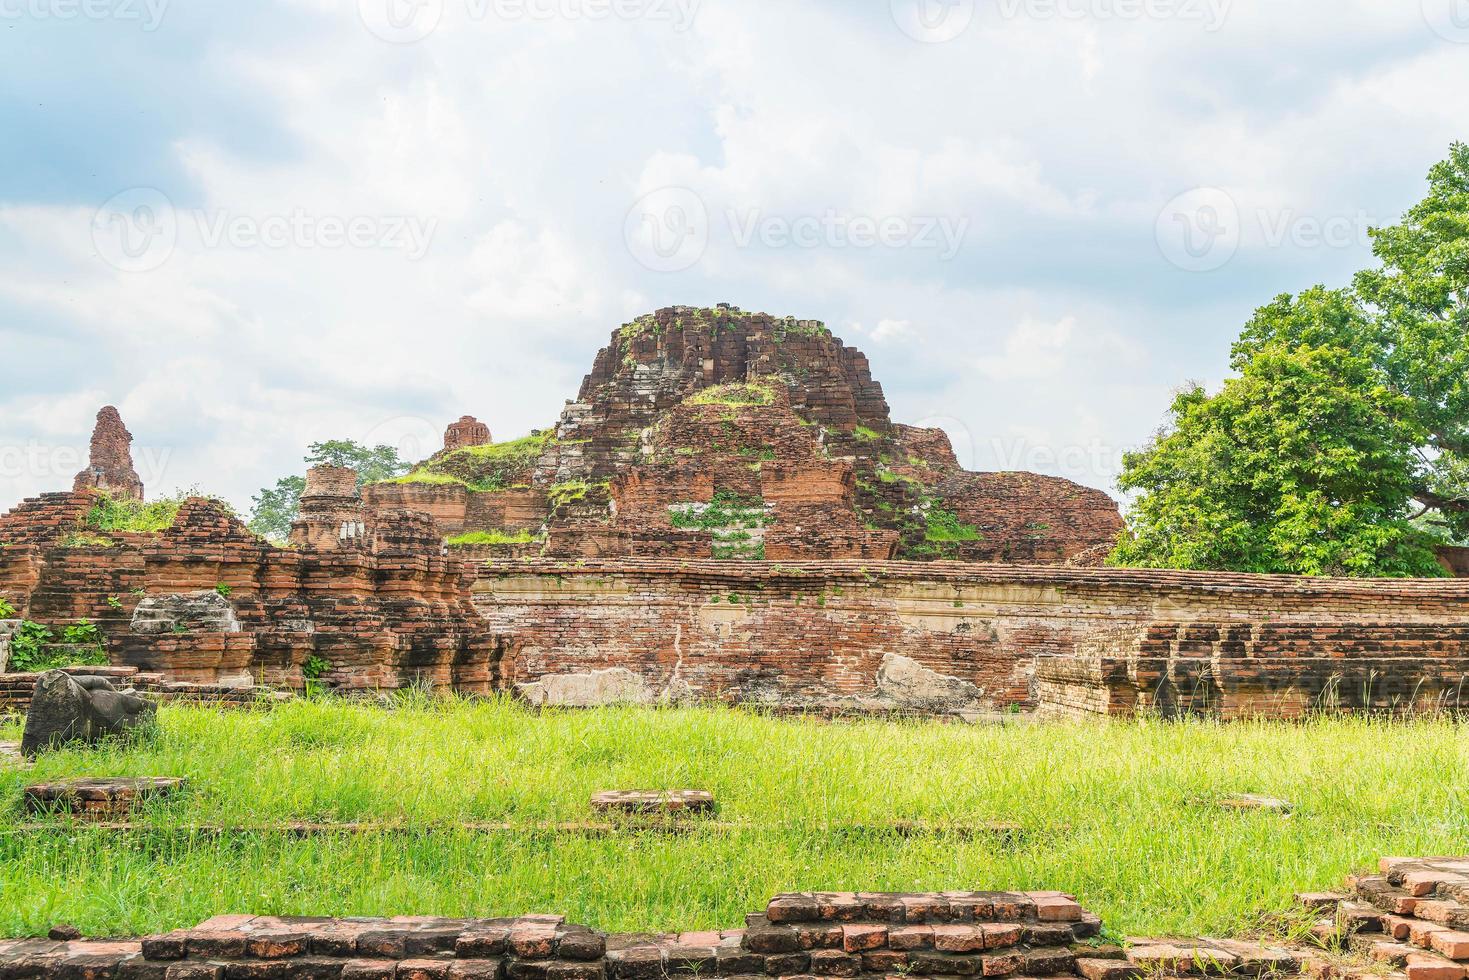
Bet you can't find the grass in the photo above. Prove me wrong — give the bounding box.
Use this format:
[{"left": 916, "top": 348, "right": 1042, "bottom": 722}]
[
  {"left": 377, "top": 472, "right": 465, "bottom": 487},
  {"left": 925, "top": 505, "right": 982, "bottom": 542},
  {"left": 685, "top": 383, "right": 777, "bottom": 408},
  {"left": 377, "top": 434, "right": 552, "bottom": 493},
  {"left": 445, "top": 530, "right": 537, "bottom": 546},
  {"left": 1, "top": 701, "right": 1466, "bottom": 939}
]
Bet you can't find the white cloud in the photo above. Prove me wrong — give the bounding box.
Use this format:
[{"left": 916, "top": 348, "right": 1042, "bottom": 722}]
[{"left": 0, "top": 0, "right": 1463, "bottom": 513}]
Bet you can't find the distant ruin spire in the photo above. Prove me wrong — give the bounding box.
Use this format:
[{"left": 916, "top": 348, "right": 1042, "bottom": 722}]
[
  {"left": 73, "top": 406, "right": 144, "bottom": 501},
  {"left": 444, "top": 416, "right": 491, "bottom": 452}
]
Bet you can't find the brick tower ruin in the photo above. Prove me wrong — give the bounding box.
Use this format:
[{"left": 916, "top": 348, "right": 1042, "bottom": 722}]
[
  {"left": 73, "top": 406, "right": 144, "bottom": 501},
  {"left": 289, "top": 464, "right": 367, "bottom": 550},
  {"left": 367, "top": 306, "right": 1125, "bottom": 563},
  {"left": 444, "top": 416, "right": 492, "bottom": 452}
]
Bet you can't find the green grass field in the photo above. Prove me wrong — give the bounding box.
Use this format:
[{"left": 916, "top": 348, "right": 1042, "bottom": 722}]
[{"left": 1, "top": 698, "right": 1465, "bottom": 940}]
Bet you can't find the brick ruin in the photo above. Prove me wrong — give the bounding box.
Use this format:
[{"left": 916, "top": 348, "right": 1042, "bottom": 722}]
[
  {"left": 362, "top": 306, "right": 1125, "bottom": 564},
  {"left": 72, "top": 405, "right": 145, "bottom": 501},
  {"left": 476, "top": 559, "right": 1469, "bottom": 714},
  {"left": 2, "top": 308, "right": 1468, "bottom": 715},
  {"left": 11, "top": 855, "right": 1469, "bottom": 980},
  {"left": 0, "top": 478, "right": 500, "bottom": 694}
]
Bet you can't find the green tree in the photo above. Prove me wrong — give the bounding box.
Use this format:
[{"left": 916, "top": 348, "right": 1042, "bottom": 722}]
[
  {"left": 1355, "top": 141, "right": 1469, "bottom": 543},
  {"left": 304, "top": 441, "right": 410, "bottom": 485},
  {"left": 247, "top": 475, "right": 307, "bottom": 542},
  {"left": 246, "top": 441, "right": 410, "bottom": 543},
  {"left": 1114, "top": 145, "right": 1469, "bottom": 576},
  {"left": 1113, "top": 289, "right": 1443, "bottom": 577}
]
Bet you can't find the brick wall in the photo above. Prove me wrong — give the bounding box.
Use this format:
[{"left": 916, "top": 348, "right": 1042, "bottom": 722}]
[
  {"left": 1036, "top": 620, "right": 1469, "bottom": 718},
  {"left": 473, "top": 559, "right": 1469, "bottom": 714}
]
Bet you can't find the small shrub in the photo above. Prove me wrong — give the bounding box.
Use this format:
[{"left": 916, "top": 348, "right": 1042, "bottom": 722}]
[
  {"left": 215, "top": 584, "right": 233, "bottom": 598},
  {"left": 0, "top": 598, "right": 15, "bottom": 619},
  {"left": 7, "top": 621, "right": 109, "bottom": 673},
  {"left": 924, "top": 506, "right": 981, "bottom": 543},
  {"left": 61, "top": 620, "right": 104, "bottom": 648},
  {"left": 85, "top": 492, "right": 185, "bottom": 533},
  {"left": 105, "top": 595, "right": 123, "bottom": 610}
]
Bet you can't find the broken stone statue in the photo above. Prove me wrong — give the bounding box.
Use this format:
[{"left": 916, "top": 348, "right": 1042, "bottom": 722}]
[{"left": 20, "top": 670, "right": 157, "bottom": 757}]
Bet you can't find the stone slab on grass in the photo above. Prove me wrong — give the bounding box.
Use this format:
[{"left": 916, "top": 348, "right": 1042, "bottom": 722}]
[
  {"left": 591, "top": 790, "right": 716, "bottom": 816},
  {"left": 1218, "top": 794, "right": 1295, "bottom": 813},
  {"left": 24, "top": 776, "right": 187, "bottom": 817}
]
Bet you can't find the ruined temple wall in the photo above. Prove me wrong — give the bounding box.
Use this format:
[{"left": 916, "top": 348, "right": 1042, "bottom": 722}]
[
  {"left": 363, "top": 483, "right": 471, "bottom": 534},
  {"left": 472, "top": 560, "right": 1469, "bottom": 712},
  {"left": 4, "top": 503, "right": 501, "bottom": 693}
]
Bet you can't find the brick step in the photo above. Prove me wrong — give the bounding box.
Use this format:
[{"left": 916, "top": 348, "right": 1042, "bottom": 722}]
[{"left": 1123, "top": 938, "right": 1300, "bottom": 977}]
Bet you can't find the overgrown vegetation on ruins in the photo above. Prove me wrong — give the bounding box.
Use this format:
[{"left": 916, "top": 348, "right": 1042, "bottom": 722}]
[
  {"left": 84, "top": 492, "right": 185, "bottom": 534},
  {"left": 2, "top": 698, "right": 1464, "bottom": 939},
  {"left": 685, "top": 382, "right": 777, "bottom": 407},
  {"left": 1115, "top": 144, "right": 1469, "bottom": 576},
  {"left": 444, "top": 530, "right": 538, "bottom": 546},
  {"left": 381, "top": 433, "right": 552, "bottom": 493}
]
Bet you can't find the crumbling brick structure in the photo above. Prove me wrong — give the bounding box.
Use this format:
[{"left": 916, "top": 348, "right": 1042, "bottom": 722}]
[
  {"left": 72, "top": 406, "right": 144, "bottom": 500},
  {"left": 475, "top": 559, "right": 1469, "bottom": 714},
  {"left": 290, "top": 465, "right": 367, "bottom": 550},
  {"left": 0, "top": 487, "right": 503, "bottom": 693},
  {"left": 1035, "top": 620, "right": 1469, "bottom": 718},
  {"left": 445, "top": 415, "right": 492, "bottom": 451},
  {"left": 0, "top": 887, "right": 1103, "bottom": 979},
  {"left": 371, "top": 306, "right": 1124, "bottom": 563}
]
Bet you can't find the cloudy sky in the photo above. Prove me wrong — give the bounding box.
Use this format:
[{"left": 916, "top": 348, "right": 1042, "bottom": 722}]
[{"left": 2, "top": 0, "right": 1466, "bottom": 514}]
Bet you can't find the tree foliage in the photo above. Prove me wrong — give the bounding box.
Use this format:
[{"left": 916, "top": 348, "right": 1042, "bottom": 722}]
[
  {"left": 246, "top": 441, "right": 410, "bottom": 543},
  {"left": 1114, "top": 144, "right": 1469, "bottom": 576}
]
